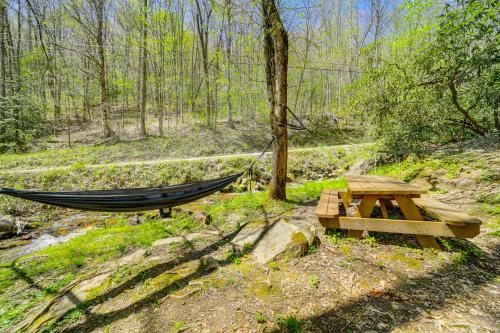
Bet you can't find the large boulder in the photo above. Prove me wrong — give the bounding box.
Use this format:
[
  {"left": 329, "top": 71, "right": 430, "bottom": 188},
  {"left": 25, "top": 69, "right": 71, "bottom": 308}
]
[
  {"left": 231, "top": 218, "right": 316, "bottom": 264},
  {"left": 0, "top": 215, "right": 14, "bottom": 232}
]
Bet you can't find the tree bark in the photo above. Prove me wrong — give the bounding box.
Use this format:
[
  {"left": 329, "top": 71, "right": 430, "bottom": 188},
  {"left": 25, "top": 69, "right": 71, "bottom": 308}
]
[
  {"left": 82, "top": 49, "right": 91, "bottom": 122},
  {"left": 0, "top": 1, "right": 7, "bottom": 98},
  {"left": 95, "top": 0, "right": 113, "bottom": 138},
  {"left": 139, "top": 0, "right": 148, "bottom": 137},
  {"left": 262, "top": 0, "right": 288, "bottom": 200},
  {"left": 194, "top": 0, "right": 213, "bottom": 128},
  {"left": 225, "top": 0, "right": 234, "bottom": 128}
]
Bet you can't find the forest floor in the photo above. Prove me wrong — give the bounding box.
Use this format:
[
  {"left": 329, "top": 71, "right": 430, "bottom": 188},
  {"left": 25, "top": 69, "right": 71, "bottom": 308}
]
[
  {"left": 0, "top": 137, "right": 498, "bottom": 333},
  {"left": 1, "top": 121, "right": 360, "bottom": 172}
]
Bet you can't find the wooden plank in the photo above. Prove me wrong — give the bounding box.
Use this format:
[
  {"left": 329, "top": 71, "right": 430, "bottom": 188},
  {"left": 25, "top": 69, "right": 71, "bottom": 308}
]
[
  {"left": 347, "top": 195, "right": 377, "bottom": 238},
  {"left": 339, "top": 190, "right": 352, "bottom": 210},
  {"left": 356, "top": 195, "right": 377, "bottom": 218},
  {"left": 338, "top": 217, "right": 480, "bottom": 238},
  {"left": 413, "top": 195, "right": 481, "bottom": 226},
  {"left": 346, "top": 175, "right": 426, "bottom": 195},
  {"left": 325, "top": 191, "right": 339, "bottom": 217},
  {"left": 315, "top": 189, "right": 339, "bottom": 218},
  {"left": 396, "top": 195, "right": 441, "bottom": 249},
  {"left": 314, "top": 189, "right": 331, "bottom": 216},
  {"left": 352, "top": 194, "right": 421, "bottom": 199},
  {"left": 319, "top": 217, "right": 340, "bottom": 229}
]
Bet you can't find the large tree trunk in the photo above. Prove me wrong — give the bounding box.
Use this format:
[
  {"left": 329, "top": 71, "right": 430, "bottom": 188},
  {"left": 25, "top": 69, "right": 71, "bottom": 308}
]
[
  {"left": 262, "top": 0, "right": 288, "bottom": 200},
  {"left": 139, "top": 0, "right": 148, "bottom": 137}
]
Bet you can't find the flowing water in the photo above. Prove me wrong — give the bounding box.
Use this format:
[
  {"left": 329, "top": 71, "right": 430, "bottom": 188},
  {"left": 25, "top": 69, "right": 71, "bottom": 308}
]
[
  {"left": 0, "top": 212, "right": 105, "bottom": 262},
  {"left": 0, "top": 193, "right": 237, "bottom": 263}
]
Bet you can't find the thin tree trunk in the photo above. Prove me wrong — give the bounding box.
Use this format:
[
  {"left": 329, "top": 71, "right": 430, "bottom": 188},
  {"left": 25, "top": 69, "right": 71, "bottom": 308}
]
[
  {"left": 225, "top": 0, "right": 233, "bottom": 128},
  {"left": 15, "top": 0, "right": 21, "bottom": 90},
  {"left": 0, "top": 1, "right": 7, "bottom": 98},
  {"left": 27, "top": 2, "right": 32, "bottom": 51},
  {"left": 139, "top": 0, "right": 148, "bottom": 137},
  {"left": 82, "top": 51, "right": 91, "bottom": 122},
  {"left": 96, "top": 0, "right": 113, "bottom": 138},
  {"left": 178, "top": 1, "right": 185, "bottom": 123},
  {"left": 194, "top": 0, "right": 213, "bottom": 127}
]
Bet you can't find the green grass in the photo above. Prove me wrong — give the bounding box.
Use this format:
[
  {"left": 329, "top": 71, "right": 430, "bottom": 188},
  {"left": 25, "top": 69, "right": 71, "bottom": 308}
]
[
  {"left": 0, "top": 214, "right": 201, "bottom": 330},
  {"left": 275, "top": 315, "right": 302, "bottom": 333},
  {"left": 0, "top": 145, "right": 371, "bottom": 216},
  {"left": 0, "top": 128, "right": 362, "bottom": 172},
  {"left": 5, "top": 215, "right": 199, "bottom": 281},
  {"left": 170, "top": 320, "right": 185, "bottom": 333},
  {"left": 286, "top": 178, "right": 347, "bottom": 202},
  {"left": 0, "top": 177, "right": 348, "bottom": 330},
  {"left": 255, "top": 311, "right": 266, "bottom": 324},
  {"left": 0, "top": 273, "right": 76, "bottom": 329},
  {"left": 371, "top": 155, "right": 462, "bottom": 181},
  {"left": 308, "top": 275, "right": 320, "bottom": 288}
]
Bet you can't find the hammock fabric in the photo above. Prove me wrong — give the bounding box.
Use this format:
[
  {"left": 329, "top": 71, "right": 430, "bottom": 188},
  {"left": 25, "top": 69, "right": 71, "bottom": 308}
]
[
  {"left": 0, "top": 173, "right": 242, "bottom": 212},
  {"left": 0, "top": 108, "right": 308, "bottom": 213}
]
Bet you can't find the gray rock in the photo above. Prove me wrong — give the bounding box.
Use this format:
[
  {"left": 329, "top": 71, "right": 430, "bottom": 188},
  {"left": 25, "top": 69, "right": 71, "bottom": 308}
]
[
  {"left": 152, "top": 230, "right": 221, "bottom": 247},
  {"left": 0, "top": 215, "right": 14, "bottom": 232},
  {"left": 194, "top": 212, "right": 211, "bottom": 225},
  {"left": 346, "top": 159, "right": 375, "bottom": 175},
  {"left": 231, "top": 218, "right": 316, "bottom": 264},
  {"left": 254, "top": 182, "right": 265, "bottom": 191}
]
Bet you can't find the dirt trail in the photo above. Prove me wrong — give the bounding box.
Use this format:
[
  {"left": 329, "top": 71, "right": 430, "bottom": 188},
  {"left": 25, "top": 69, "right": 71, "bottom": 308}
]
[{"left": 1, "top": 144, "right": 366, "bottom": 175}]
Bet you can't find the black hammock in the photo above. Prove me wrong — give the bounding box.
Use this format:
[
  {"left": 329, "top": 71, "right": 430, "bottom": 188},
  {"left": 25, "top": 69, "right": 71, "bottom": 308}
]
[
  {"left": 0, "top": 107, "right": 307, "bottom": 213},
  {"left": 0, "top": 173, "right": 242, "bottom": 212}
]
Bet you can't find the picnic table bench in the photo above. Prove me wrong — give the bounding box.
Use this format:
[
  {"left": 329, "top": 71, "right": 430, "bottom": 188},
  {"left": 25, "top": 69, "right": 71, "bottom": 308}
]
[{"left": 315, "top": 175, "right": 481, "bottom": 249}]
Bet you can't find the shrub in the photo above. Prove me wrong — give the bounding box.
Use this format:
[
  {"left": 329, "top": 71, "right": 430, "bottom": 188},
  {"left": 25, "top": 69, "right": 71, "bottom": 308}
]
[{"left": 0, "top": 96, "right": 48, "bottom": 153}]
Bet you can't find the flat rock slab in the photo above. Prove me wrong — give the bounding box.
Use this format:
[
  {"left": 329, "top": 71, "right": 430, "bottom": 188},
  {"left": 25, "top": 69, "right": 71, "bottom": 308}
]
[
  {"left": 232, "top": 218, "right": 316, "bottom": 264},
  {"left": 152, "top": 230, "right": 221, "bottom": 247}
]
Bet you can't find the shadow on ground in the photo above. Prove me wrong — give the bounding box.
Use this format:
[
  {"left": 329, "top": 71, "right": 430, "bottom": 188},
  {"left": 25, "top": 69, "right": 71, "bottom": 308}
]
[
  {"left": 304, "top": 241, "right": 499, "bottom": 332},
  {"left": 57, "top": 207, "right": 280, "bottom": 333},
  {"left": 35, "top": 192, "right": 499, "bottom": 333}
]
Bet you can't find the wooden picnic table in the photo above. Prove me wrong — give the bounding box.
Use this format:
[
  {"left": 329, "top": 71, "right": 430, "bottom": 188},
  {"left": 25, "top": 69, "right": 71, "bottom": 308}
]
[
  {"left": 343, "top": 175, "right": 440, "bottom": 249},
  {"left": 315, "top": 175, "right": 481, "bottom": 249}
]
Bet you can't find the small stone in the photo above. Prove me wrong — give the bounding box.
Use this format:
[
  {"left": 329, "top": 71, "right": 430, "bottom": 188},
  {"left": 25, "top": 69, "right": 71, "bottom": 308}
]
[
  {"left": 0, "top": 215, "right": 14, "bottom": 232},
  {"left": 194, "top": 212, "right": 211, "bottom": 225},
  {"left": 377, "top": 322, "right": 388, "bottom": 329}
]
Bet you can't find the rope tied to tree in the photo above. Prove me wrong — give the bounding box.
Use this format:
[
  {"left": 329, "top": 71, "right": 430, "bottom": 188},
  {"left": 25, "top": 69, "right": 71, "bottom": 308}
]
[{"left": 247, "top": 106, "right": 307, "bottom": 192}]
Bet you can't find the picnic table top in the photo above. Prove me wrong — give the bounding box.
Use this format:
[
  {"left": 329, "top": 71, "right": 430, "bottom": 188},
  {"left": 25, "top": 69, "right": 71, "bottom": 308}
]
[{"left": 346, "top": 175, "right": 427, "bottom": 195}]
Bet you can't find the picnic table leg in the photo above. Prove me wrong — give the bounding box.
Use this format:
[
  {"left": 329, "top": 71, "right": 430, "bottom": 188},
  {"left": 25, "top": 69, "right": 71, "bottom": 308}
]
[
  {"left": 379, "top": 200, "right": 389, "bottom": 219},
  {"left": 395, "top": 196, "right": 441, "bottom": 250},
  {"left": 347, "top": 195, "right": 377, "bottom": 238},
  {"left": 339, "top": 191, "right": 352, "bottom": 211},
  {"left": 382, "top": 199, "right": 394, "bottom": 210}
]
